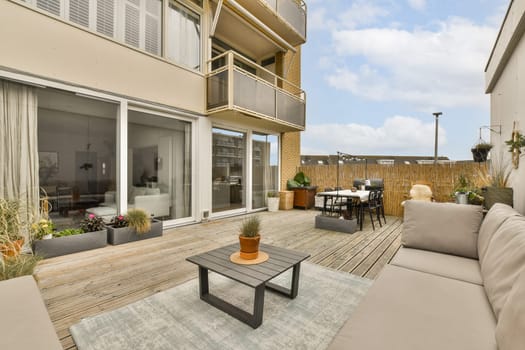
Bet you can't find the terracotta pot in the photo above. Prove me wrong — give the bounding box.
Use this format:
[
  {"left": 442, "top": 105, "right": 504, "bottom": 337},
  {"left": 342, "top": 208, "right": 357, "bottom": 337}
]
[
  {"left": 0, "top": 238, "right": 25, "bottom": 257},
  {"left": 239, "top": 234, "right": 260, "bottom": 260}
]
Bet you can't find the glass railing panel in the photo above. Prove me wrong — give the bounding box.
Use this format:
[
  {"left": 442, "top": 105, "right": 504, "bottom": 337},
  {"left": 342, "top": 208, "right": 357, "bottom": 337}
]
[
  {"left": 277, "top": 0, "right": 306, "bottom": 38},
  {"left": 276, "top": 90, "right": 305, "bottom": 127},
  {"left": 207, "top": 70, "right": 229, "bottom": 109},
  {"left": 233, "top": 70, "right": 276, "bottom": 118}
]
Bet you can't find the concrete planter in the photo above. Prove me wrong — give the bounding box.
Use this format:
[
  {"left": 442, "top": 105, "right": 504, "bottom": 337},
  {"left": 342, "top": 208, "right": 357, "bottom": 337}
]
[
  {"left": 107, "top": 219, "right": 163, "bottom": 245},
  {"left": 267, "top": 197, "right": 280, "bottom": 212},
  {"left": 482, "top": 187, "right": 513, "bottom": 210},
  {"left": 315, "top": 215, "right": 357, "bottom": 234},
  {"left": 33, "top": 229, "right": 107, "bottom": 258}
]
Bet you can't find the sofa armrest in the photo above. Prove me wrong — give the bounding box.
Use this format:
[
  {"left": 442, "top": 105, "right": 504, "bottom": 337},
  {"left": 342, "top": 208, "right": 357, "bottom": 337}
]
[
  {"left": 402, "top": 201, "right": 483, "bottom": 259},
  {"left": 133, "top": 193, "right": 170, "bottom": 218},
  {"left": 0, "top": 276, "right": 62, "bottom": 349}
]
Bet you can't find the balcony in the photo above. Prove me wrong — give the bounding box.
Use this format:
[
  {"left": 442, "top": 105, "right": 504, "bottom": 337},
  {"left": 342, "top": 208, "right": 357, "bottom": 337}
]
[
  {"left": 207, "top": 51, "right": 306, "bottom": 131},
  {"left": 235, "top": 0, "right": 307, "bottom": 46}
]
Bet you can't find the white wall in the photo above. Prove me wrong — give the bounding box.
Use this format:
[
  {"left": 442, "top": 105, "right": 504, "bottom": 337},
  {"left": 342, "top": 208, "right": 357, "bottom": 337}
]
[
  {"left": 487, "top": 0, "right": 525, "bottom": 214},
  {"left": 0, "top": 1, "right": 205, "bottom": 114}
]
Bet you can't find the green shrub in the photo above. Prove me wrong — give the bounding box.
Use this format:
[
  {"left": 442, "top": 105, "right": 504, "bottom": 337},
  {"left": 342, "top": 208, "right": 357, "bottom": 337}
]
[{"left": 53, "top": 228, "right": 85, "bottom": 238}]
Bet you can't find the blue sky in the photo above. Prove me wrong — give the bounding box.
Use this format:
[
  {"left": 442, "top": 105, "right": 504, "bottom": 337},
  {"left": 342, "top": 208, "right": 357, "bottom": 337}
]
[{"left": 301, "top": 0, "right": 509, "bottom": 160}]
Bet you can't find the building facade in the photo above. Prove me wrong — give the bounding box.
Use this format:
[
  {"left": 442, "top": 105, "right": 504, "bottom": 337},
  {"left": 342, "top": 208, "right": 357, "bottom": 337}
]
[
  {"left": 0, "top": 0, "right": 306, "bottom": 231},
  {"left": 485, "top": 0, "right": 525, "bottom": 214}
]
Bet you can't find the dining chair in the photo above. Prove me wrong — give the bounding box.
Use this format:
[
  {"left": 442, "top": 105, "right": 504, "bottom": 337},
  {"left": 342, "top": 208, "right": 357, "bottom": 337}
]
[
  {"left": 360, "top": 190, "right": 382, "bottom": 230},
  {"left": 376, "top": 189, "right": 386, "bottom": 224}
]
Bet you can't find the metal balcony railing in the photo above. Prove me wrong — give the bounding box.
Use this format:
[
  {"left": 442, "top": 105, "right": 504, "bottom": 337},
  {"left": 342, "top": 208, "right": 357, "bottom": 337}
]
[
  {"left": 207, "top": 51, "right": 306, "bottom": 130},
  {"left": 262, "top": 0, "right": 306, "bottom": 39}
]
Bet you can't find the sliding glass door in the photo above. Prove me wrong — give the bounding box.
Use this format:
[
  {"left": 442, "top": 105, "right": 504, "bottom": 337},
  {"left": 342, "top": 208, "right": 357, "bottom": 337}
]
[
  {"left": 212, "top": 128, "right": 246, "bottom": 213},
  {"left": 252, "top": 133, "right": 279, "bottom": 209}
]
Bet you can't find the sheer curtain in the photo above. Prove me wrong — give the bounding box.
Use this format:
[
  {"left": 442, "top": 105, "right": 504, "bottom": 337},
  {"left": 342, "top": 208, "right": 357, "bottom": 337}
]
[
  {"left": 166, "top": 2, "right": 201, "bottom": 70},
  {"left": 0, "top": 80, "right": 39, "bottom": 238}
]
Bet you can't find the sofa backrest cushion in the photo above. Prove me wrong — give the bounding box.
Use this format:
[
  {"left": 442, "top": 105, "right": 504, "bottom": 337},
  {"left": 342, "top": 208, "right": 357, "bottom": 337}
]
[
  {"left": 495, "top": 267, "right": 525, "bottom": 350},
  {"left": 478, "top": 203, "right": 521, "bottom": 266},
  {"left": 481, "top": 215, "right": 525, "bottom": 319},
  {"left": 402, "top": 201, "right": 482, "bottom": 259}
]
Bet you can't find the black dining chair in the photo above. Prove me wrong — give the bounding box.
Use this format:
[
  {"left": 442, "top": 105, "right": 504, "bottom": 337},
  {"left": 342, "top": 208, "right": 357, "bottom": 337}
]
[
  {"left": 376, "top": 189, "right": 386, "bottom": 224},
  {"left": 361, "top": 190, "right": 382, "bottom": 230}
]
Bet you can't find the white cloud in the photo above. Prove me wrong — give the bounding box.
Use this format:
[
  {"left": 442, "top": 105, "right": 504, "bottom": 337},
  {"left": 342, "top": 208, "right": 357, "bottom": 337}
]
[
  {"left": 308, "top": 1, "right": 388, "bottom": 32},
  {"left": 407, "top": 0, "right": 426, "bottom": 11},
  {"left": 301, "top": 116, "right": 447, "bottom": 155},
  {"left": 325, "top": 17, "right": 497, "bottom": 110}
]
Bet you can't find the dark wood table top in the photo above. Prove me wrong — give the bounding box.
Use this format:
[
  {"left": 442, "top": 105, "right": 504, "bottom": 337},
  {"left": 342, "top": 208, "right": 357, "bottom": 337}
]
[{"left": 186, "top": 243, "right": 310, "bottom": 288}]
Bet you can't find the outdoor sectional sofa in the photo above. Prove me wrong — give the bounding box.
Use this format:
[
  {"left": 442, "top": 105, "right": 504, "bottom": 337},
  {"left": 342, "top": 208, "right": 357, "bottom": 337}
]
[{"left": 328, "top": 201, "right": 525, "bottom": 350}]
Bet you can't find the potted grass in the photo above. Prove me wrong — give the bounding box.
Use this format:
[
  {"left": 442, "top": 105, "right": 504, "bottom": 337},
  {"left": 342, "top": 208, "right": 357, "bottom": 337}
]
[
  {"left": 32, "top": 214, "right": 107, "bottom": 258},
  {"left": 267, "top": 191, "right": 279, "bottom": 212},
  {"left": 238, "top": 216, "right": 261, "bottom": 260},
  {"left": 0, "top": 254, "right": 42, "bottom": 281},
  {"left": 478, "top": 157, "right": 513, "bottom": 210},
  {"left": 0, "top": 199, "right": 27, "bottom": 258},
  {"left": 107, "top": 209, "right": 162, "bottom": 245}
]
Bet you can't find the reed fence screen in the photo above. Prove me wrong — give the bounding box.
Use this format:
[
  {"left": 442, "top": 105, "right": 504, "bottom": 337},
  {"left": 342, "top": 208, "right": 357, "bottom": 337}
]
[{"left": 298, "top": 163, "right": 488, "bottom": 217}]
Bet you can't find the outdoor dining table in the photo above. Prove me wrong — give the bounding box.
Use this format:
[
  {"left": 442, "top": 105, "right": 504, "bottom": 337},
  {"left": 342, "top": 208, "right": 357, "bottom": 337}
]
[{"left": 316, "top": 190, "right": 370, "bottom": 230}]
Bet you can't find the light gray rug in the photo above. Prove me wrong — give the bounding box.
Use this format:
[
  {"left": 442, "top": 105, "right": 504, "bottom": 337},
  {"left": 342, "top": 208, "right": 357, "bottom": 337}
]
[{"left": 70, "top": 262, "right": 372, "bottom": 350}]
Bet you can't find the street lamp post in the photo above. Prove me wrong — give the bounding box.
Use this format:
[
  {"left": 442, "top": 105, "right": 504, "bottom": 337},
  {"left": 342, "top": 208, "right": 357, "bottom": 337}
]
[{"left": 433, "top": 112, "right": 442, "bottom": 164}]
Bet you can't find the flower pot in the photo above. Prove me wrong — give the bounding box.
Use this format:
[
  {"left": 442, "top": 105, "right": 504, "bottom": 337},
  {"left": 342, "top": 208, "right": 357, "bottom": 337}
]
[
  {"left": 482, "top": 187, "right": 513, "bottom": 210},
  {"left": 455, "top": 192, "right": 468, "bottom": 205},
  {"left": 33, "top": 230, "right": 107, "bottom": 258},
  {"left": 0, "top": 238, "right": 24, "bottom": 258},
  {"left": 107, "top": 219, "right": 163, "bottom": 245},
  {"left": 267, "top": 197, "right": 279, "bottom": 212},
  {"left": 238, "top": 234, "right": 260, "bottom": 260},
  {"left": 471, "top": 148, "right": 490, "bottom": 162}
]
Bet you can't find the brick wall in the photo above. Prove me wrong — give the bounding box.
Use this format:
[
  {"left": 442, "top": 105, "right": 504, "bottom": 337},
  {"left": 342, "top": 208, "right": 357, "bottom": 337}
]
[{"left": 278, "top": 46, "right": 303, "bottom": 189}]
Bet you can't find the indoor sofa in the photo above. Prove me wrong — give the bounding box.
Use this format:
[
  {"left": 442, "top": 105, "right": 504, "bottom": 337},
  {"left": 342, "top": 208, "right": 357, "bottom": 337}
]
[
  {"left": 86, "top": 187, "right": 170, "bottom": 221},
  {"left": 328, "top": 201, "right": 525, "bottom": 350}
]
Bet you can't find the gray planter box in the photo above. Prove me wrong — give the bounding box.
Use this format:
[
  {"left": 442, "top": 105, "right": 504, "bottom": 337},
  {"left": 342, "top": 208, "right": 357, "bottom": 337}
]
[
  {"left": 33, "top": 229, "right": 107, "bottom": 258},
  {"left": 107, "top": 219, "right": 163, "bottom": 245},
  {"left": 483, "top": 187, "right": 513, "bottom": 210},
  {"left": 315, "top": 215, "right": 357, "bottom": 234}
]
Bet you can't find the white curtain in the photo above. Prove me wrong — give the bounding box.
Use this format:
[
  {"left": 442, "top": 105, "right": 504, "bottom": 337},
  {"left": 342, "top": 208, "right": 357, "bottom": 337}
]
[
  {"left": 167, "top": 3, "right": 201, "bottom": 70},
  {"left": 0, "top": 80, "right": 39, "bottom": 238}
]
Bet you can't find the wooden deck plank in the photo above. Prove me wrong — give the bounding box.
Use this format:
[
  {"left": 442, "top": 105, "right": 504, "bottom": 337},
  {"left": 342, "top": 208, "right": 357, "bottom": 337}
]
[{"left": 33, "top": 209, "right": 403, "bottom": 350}]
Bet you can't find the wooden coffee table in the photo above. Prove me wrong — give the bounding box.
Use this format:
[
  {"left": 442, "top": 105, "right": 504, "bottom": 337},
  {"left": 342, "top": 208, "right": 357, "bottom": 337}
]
[{"left": 186, "top": 243, "right": 310, "bottom": 328}]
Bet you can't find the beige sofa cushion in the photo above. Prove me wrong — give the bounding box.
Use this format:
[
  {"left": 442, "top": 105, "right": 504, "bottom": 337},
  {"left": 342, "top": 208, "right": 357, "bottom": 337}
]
[
  {"left": 478, "top": 203, "right": 521, "bottom": 265},
  {"left": 390, "top": 247, "right": 482, "bottom": 285},
  {"left": 402, "top": 201, "right": 482, "bottom": 259},
  {"left": 0, "top": 276, "right": 62, "bottom": 350},
  {"left": 327, "top": 265, "right": 497, "bottom": 350},
  {"left": 481, "top": 216, "right": 525, "bottom": 319},
  {"left": 496, "top": 268, "right": 525, "bottom": 350}
]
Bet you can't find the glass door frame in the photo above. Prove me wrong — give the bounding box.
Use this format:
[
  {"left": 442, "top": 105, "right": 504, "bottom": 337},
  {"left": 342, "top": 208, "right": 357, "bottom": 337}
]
[{"left": 210, "top": 123, "right": 280, "bottom": 218}]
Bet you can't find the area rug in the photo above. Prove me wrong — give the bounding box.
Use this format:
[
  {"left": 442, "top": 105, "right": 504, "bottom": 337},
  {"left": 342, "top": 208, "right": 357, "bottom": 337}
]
[{"left": 70, "top": 262, "right": 372, "bottom": 350}]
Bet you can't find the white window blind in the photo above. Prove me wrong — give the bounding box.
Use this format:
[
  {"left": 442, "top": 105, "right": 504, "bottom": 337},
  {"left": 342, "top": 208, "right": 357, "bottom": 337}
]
[
  {"left": 96, "top": 0, "right": 115, "bottom": 37},
  {"left": 28, "top": 0, "right": 162, "bottom": 58},
  {"left": 37, "top": 0, "right": 61, "bottom": 16}
]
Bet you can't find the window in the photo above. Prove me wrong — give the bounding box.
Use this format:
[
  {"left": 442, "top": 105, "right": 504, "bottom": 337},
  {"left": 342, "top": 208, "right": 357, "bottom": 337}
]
[
  {"left": 26, "top": 0, "right": 162, "bottom": 56},
  {"left": 167, "top": 1, "right": 201, "bottom": 70},
  {"left": 252, "top": 133, "right": 278, "bottom": 209}
]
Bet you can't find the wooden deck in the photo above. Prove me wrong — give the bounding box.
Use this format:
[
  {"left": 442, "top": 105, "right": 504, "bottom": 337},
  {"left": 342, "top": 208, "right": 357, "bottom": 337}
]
[{"left": 34, "top": 210, "right": 402, "bottom": 349}]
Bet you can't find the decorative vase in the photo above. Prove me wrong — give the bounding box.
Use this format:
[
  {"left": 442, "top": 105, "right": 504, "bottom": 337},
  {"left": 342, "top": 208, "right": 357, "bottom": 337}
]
[{"left": 239, "top": 234, "right": 260, "bottom": 260}]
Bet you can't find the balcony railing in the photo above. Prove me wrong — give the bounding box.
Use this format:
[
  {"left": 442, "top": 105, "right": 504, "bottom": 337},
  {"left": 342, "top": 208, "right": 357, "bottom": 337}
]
[
  {"left": 207, "top": 51, "right": 306, "bottom": 130},
  {"left": 261, "top": 0, "right": 307, "bottom": 39}
]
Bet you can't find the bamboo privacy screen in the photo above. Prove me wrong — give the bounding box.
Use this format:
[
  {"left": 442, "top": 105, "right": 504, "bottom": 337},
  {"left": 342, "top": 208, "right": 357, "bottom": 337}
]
[{"left": 298, "top": 163, "right": 487, "bottom": 217}]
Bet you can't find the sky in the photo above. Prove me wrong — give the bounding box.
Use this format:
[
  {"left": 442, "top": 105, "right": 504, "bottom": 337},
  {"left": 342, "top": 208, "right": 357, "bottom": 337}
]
[{"left": 301, "top": 0, "right": 509, "bottom": 160}]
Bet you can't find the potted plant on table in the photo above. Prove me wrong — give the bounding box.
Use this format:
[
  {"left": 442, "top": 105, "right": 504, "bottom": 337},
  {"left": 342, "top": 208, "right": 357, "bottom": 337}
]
[
  {"left": 267, "top": 191, "right": 279, "bottom": 212},
  {"left": 107, "top": 209, "right": 162, "bottom": 245},
  {"left": 239, "top": 216, "right": 261, "bottom": 260},
  {"left": 32, "top": 214, "right": 107, "bottom": 258}
]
